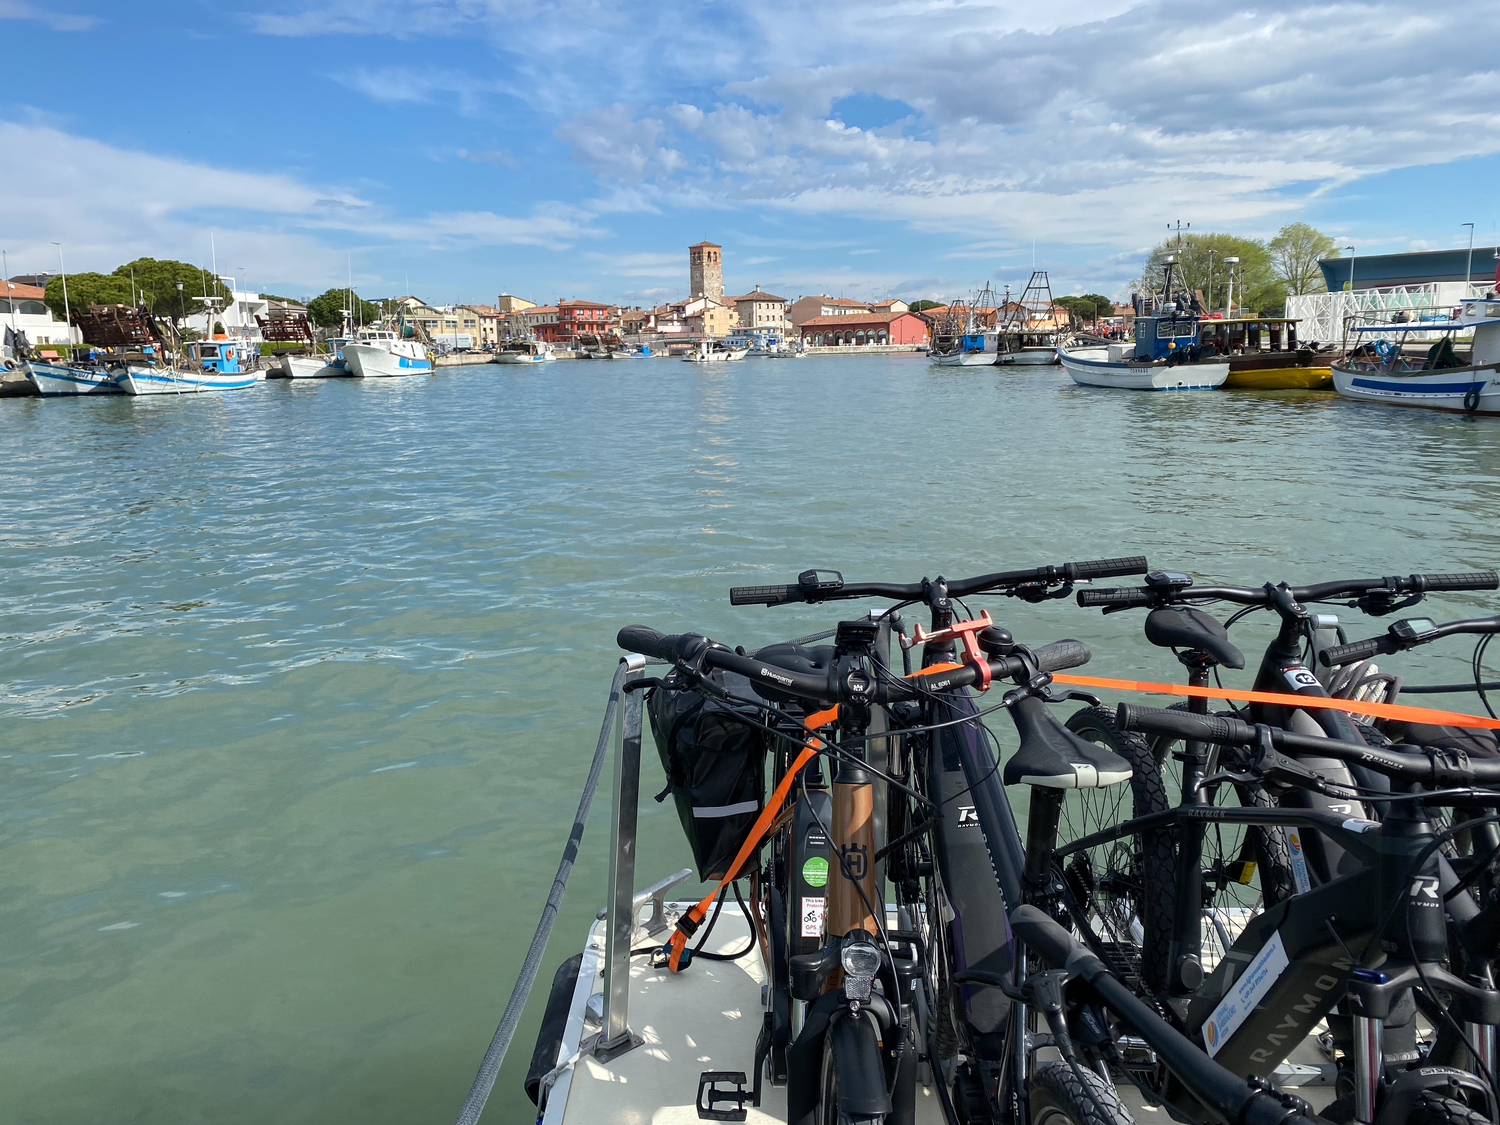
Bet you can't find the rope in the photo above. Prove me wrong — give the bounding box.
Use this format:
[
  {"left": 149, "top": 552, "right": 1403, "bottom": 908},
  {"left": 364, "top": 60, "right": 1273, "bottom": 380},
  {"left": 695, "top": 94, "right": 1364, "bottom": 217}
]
[{"left": 454, "top": 660, "right": 629, "bottom": 1125}]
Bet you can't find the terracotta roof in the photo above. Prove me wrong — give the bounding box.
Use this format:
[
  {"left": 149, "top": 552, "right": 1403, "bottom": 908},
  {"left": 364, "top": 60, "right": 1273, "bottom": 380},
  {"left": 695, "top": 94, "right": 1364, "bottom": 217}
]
[
  {"left": 688, "top": 240, "right": 722, "bottom": 249},
  {"left": 520, "top": 305, "right": 560, "bottom": 316},
  {"left": 559, "top": 298, "right": 612, "bottom": 308},
  {"left": 3, "top": 280, "right": 46, "bottom": 299},
  {"left": 727, "top": 291, "right": 788, "bottom": 304},
  {"left": 462, "top": 304, "right": 500, "bottom": 315},
  {"left": 821, "top": 297, "right": 872, "bottom": 307},
  {"left": 799, "top": 311, "right": 924, "bottom": 328}
]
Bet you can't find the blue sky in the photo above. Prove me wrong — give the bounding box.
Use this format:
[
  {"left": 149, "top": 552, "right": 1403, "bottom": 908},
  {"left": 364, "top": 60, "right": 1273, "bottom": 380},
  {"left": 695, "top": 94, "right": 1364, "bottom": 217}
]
[{"left": 4, "top": 0, "right": 1499, "bottom": 306}]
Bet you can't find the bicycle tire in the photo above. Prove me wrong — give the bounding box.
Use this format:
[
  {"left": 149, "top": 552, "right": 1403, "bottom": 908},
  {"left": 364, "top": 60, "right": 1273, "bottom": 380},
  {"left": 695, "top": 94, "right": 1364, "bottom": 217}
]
[
  {"left": 1062, "top": 705, "right": 1175, "bottom": 994},
  {"left": 1324, "top": 1090, "right": 1493, "bottom": 1125},
  {"left": 815, "top": 1032, "right": 886, "bottom": 1125},
  {"left": 1028, "top": 1060, "right": 1134, "bottom": 1125}
]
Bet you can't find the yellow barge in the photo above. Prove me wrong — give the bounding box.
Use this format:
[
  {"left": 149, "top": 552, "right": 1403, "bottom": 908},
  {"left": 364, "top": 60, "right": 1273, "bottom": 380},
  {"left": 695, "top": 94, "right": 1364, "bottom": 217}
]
[{"left": 1197, "top": 316, "right": 1333, "bottom": 389}]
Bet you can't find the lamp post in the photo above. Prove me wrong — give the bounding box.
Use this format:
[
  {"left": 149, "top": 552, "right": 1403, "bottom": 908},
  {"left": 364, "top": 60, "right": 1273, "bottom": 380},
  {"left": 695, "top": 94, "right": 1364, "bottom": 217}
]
[
  {"left": 1344, "top": 246, "right": 1355, "bottom": 293},
  {"left": 1224, "top": 256, "right": 1239, "bottom": 316},
  {"left": 176, "top": 280, "right": 184, "bottom": 327},
  {"left": 1462, "top": 223, "right": 1475, "bottom": 297},
  {"left": 50, "top": 242, "right": 71, "bottom": 357}
]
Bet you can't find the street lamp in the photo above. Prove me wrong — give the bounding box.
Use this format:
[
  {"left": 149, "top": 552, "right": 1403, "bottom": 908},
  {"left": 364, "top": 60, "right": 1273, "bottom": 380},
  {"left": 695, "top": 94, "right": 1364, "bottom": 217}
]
[
  {"left": 1344, "top": 247, "right": 1356, "bottom": 293},
  {"left": 176, "top": 279, "right": 184, "bottom": 327},
  {"left": 1462, "top": 223, "right": 1475, "bottom": 296},
  {"left": 1224, "top": 257, "right": 1239, "bottom": 316}
]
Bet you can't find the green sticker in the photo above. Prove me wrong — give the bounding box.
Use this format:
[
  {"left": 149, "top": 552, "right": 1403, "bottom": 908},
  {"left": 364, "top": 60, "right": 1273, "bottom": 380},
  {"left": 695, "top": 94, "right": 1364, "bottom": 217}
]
[{"left": 802, "top": 857, "right": 829, "bottom": 888}]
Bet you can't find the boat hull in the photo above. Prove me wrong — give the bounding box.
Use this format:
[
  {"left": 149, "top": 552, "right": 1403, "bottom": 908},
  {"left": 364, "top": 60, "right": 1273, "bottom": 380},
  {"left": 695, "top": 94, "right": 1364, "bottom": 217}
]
[
  {"left": 682, "top": 348, "right": 749, "bottom": 363},
  {"left": 282, "top": 354, "right": 347, "bottom": 378},
  {"left": 344, "top": 344, "right": 432, "bottom": 378},
  {"left": 1059, "top": 347, "right": 1228, "bottom": 390},
  {"left": 1222, "top": 365, "right": 1333, "bottom": 390},
  {"left": 21, "top": 362, "right": 120, "bottom": 396},
  {"left": 996, "top": 347, "right": 1059, "bottom": 366},
  {"left": 1331, "top": 364, "right": 1500, "bottom": 414},
  {"left": 113, "top": 364, "right": 258, "bottom": 395},
  {"left": 929, "top": 350, "right": 994, "bottom": 367},
  {"left": 492, "top": 353, "right": 547, "bottom": 364}
]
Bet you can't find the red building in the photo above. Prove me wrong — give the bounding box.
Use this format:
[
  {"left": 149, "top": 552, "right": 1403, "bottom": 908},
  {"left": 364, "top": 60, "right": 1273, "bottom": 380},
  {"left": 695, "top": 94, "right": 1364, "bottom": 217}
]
[
  {"left": 528, "top": 299, "right": 615, "bottom": 343},
  {"left": 799, "top": 311, "right": 929, "bottom": 347}
]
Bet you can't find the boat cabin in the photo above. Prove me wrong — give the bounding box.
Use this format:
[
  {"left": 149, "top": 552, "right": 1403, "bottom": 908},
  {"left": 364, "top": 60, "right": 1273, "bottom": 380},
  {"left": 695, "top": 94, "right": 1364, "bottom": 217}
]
[
  {"left": 355, "top": 329, "right": 399, "bottom": 344},
  {"left": 1132, "top": 313, "right": 1199, "bottom": 362},
  {"left": 188, "top": 340, "right": 243, "bottom": 373},
  {"left": 1196, "top": 317, "right": 1300, "bottom": 354}
]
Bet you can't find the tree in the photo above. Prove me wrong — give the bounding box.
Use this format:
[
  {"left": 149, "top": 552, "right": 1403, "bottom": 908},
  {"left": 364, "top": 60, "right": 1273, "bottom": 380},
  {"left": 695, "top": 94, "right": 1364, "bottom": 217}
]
[
  {"left": 113, "top": 258, "right": 230, "bottom": 321},
  {"left": 44, "top": 272, "right": 134, "bottom": 319},
  {"left": 1269, "top": 223, "right": 1338, "bottom": 296},
  {"left": 1137, "top": 232, "right": 1285, "bottom": 316},
  {"left": 1054, "top": 293, "right": 1115, "bottom": 323},
  {"left": 908, "top": 299, "right": 944, "bottom": 312},
  {"left": 307, "top": 288, "right": 381, "bottom": 328}
]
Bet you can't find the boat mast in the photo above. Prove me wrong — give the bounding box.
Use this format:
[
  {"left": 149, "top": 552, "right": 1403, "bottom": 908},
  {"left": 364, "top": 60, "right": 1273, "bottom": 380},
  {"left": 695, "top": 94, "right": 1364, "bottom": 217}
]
[{"left": 52, "top": 242, "right": 72, "bottom": 357}]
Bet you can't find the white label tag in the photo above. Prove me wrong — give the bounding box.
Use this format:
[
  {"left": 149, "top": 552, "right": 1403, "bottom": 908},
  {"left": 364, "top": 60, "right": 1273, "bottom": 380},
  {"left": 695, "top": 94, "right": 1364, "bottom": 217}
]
[
  {"left": 1281, "top": 665, "right": 1320, "bottom": 691},
  {"left": 1286, "top": 829, "right": 1313, "bottom": 894},
  {"left": 801, "top": 897, "right": 825, "bottom": 939},
  {"left": 1202, "top": 929, "right": 1290, "bottom": 1057}
]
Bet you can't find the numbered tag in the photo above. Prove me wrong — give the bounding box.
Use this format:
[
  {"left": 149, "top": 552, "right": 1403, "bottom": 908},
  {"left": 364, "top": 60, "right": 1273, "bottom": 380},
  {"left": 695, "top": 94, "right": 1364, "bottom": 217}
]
[
  {"left": 801, "top": 897, "right": 825, "bottom": 939},
  {"left": 1281, "top": 665, "right": 1319, "bottom": 691}
]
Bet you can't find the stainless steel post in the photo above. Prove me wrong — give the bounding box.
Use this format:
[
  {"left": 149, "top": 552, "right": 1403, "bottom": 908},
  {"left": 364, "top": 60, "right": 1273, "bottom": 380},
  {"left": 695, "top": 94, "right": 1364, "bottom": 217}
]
[
  {"left": 596, "top": 654, "right": 646, "bottom": 1061},
  {"left": 1351, "top": 1014, "right": 1382, "bottom": 1124},
  {"left": 1467, "top": 1021, "right": 1496, "bottom": 1088}
]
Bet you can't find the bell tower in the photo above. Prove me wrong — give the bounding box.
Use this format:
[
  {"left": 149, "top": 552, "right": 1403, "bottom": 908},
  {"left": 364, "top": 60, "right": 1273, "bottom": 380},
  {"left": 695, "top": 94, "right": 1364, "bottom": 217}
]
[{"left": 689, "top": 241, "right": 723, "bottom": 300}]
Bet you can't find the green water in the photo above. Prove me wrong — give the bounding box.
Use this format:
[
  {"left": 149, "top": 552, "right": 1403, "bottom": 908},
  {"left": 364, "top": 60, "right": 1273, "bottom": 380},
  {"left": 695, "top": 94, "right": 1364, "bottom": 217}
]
[{"left": 4, "top": 356, "right": 1499, "bottom": 1123}]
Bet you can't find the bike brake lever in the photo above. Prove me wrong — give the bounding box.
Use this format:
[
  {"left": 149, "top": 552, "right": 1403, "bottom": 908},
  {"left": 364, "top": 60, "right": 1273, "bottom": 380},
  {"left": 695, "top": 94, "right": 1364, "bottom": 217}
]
[{"left": 1035, "top": 685, "right": 1103, "bottom": 707}]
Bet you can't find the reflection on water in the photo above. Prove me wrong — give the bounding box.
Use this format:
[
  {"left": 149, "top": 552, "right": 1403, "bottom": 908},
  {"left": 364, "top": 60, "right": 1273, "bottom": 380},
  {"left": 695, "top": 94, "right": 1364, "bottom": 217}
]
[{"left": 2, "top": 359, "right": 1498, "bottom": 1122}]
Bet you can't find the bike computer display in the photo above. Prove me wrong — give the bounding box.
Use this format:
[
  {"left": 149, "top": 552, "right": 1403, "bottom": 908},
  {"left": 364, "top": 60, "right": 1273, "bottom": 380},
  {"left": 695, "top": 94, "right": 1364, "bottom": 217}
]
[
  {"left": 798, "top": 569, "right": 844, "bottom": 594},
  {"left": 1389, "top": 617, "right": 1439, "bottom": 642}
]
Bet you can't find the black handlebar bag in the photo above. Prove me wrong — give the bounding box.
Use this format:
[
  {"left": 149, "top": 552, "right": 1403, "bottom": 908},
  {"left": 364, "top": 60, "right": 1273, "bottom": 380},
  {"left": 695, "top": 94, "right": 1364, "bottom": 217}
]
[{"left": 648, "top": 669, "right": 768, "bottom": 882}]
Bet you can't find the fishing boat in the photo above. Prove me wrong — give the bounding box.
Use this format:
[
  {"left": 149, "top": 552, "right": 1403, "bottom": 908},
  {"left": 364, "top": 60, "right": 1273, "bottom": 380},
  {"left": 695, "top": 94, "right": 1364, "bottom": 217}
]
[
  {"left": 928, "top": 285, "right": 999, "bottom": 366},
  {"left": 994, "top": 271, "right": 1062, "bottom": 366},
  {"left": 608, "top": 344, "right": 652, "bottom": 360},
  {"left": 115, "top": 340, "right": 260, "bottom": 396},
  {"left": 20, "top": 359, "right": 120, "bottom": 396},
  {"left": 1058, "top": 310, "right": 1229, "bottom": 390},
  {"left": 1331, "top": 294, "right": 1500, "bottom": 414},
  {"left": 343, "top": 327, "right": 433, "bottom": 378},
  {"left": 1197, "top": 317, "right": 1333, "bottom": 389},
  {"left": 281, "top": 345, "right": 351, "bottom": 379},
  {"left": 493, "top": 339, "right": 551, "bottom": 365},
  {"left": 682, "top": 340, "right": 748, "bottom": 363}
]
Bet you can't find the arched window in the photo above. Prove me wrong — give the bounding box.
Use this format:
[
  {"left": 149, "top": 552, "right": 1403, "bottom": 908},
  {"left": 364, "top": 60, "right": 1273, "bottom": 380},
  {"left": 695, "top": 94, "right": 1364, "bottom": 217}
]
[
  {"left": 855, "top": 330, "right": 865, "bottom": 344},
  {"left": 877, "top": 330, "right": 888, "bottom": 344}
]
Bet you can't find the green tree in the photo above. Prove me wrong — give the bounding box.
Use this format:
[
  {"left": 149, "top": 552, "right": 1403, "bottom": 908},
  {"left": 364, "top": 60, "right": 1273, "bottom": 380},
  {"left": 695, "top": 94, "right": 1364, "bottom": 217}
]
[
  {"left": 1054, "top": 294, "right": 1115, "bottom": 323},
  {"left": 307, "top": 288, "right": 381, "bottom": 328},
  {"left": 1138, "top": 232, "right": 1285, "bottom": 316},
  {"left": 113, "top": 258, "right": 230, "bottom": 321},
  {"left": 44, "top": 272, "right": 134, "bottom": 319},
  {"left": 908, "top": 299, "right": 944, "bottom": 312},
  {"left": 1269, "top": 223, "right": 1338, "bottom": 296}
]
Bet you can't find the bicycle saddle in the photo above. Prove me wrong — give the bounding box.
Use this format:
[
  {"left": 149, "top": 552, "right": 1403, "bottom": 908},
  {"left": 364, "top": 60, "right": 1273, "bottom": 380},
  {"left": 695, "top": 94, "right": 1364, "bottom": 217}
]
[
  {"left": 1144, "top": 606, "right": 1245, "bottom": 669},
  {"left": 1002, "top": 696, "right": 1132, "bottom": 789},
  {"left": 750, "top": 641, "right": 834, "bottom": 705},
  {"left": 1382, "top": 721, "right": 1499, "bottom": 759}
]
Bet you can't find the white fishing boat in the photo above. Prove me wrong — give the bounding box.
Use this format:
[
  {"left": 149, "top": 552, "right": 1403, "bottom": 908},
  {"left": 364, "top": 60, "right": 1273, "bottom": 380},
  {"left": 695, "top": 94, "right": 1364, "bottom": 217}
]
[
  {"left": 994, "top": 271, "right": 1063, "bottom": 366},
  {"left": 682, "top": 340, "right": 748, "bottom": 363},
  {"left": 281, "top": 352, "right": 349, "bottom": 378},
  {"left": 1059, "top": 338, "right": 1228, "bottom": 390},
  {"left": 493, "top": 339, "right": 552, "bottom": 365},
  {"left": 343, "top": 328, "right": 433, "bottom": 378},
  {"left": 1331, "top": 295, "right": 1500, "bottom": 414},
  {"left": 115, "top": 340, "right": 260, "bottom": 396},
  {"left": 928, "top": 284, "right": 1000, "bottom": 366},
  {"left": 930, "top": 348, "right": 995, "bottom": 367},
  {"left": 20, "top": 360, "right": 120, "bottom": 396}
]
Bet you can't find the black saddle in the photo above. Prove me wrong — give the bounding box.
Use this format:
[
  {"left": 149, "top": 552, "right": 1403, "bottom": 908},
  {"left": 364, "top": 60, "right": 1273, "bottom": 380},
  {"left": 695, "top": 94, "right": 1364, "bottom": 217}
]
[
  {"left": 1002, "top": 696, "right": 1132, "bottom": 789},
  {"left": 1383, "top": 721, "right": 1499, "bottom": 759},
  {"left": 750, "top": 642, "right": 833, "bottom": 705},
  {"left": 1144, "top": 606, "right": 1245, "bottom": 669}
]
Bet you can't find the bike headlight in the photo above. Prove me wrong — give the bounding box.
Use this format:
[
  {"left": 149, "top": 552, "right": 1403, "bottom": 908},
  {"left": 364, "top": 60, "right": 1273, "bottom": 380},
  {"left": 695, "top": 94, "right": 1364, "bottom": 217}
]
[{"left": 840, "top": 934, "right": 880, "bottom": 1001}]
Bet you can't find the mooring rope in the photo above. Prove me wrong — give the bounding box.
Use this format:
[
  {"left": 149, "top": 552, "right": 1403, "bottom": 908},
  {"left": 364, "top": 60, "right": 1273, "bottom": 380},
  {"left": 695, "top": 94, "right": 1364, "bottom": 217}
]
[{"left": 454, "top": 660, "right": 629, "bottom": 1125}]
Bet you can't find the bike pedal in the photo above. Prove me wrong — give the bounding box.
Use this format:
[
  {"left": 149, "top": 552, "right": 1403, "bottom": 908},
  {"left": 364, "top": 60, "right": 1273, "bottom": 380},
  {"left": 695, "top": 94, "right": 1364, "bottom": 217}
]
[{"left": 696, "top": 1071, "right": 749, "bottom": 1121}]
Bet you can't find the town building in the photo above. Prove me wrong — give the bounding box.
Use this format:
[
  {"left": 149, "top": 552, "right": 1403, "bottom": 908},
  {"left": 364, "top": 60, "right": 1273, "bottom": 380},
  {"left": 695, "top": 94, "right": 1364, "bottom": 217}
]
[
  {"left": 870, "top": 299, "right": 911, "bottom": 314},
  {"left": 503, "top": 304, "right": 558, "bottom": 339},
  {"left": 789, "top": 295, "right": 873, "bottom": 328},
  {"left": 1, "top": 279, "right": 80, "bottom": 357},
  {"left": 726, "top": 286, "right": 790, "bottom": 334},
  {"left": 184, "top": 279, "right": 270, "bottom": 345},
  {"left": 557, "top": 299, "right": 614, "bottom": 341},
  {"left": 495, "top": 293, "right": 537, "bottom": 314},
  {"left": 461, "top": 304, "right": 503, "bottom": 347},
  {"left": 689, "top": 241, "right": 724, "bottom": 300},
  {"left": 687, "top": 302, "right": 735, "bottom": 337},
  {"left": 799, "top": 310, "right": 929, "bottom": 347}
]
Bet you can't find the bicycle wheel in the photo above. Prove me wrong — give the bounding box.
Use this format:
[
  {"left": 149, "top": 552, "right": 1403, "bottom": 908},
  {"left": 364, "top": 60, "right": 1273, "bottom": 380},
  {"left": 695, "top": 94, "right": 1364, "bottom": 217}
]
[
  {"left": 1061, "top": 706, "right": 1175, "bottom": 994},
  {"left": 1028, "top": 1060, "right": 1134, "bottom": 1125},
  {"left": 815, "top": 1033, "right": 886, "bottom": 1125}
]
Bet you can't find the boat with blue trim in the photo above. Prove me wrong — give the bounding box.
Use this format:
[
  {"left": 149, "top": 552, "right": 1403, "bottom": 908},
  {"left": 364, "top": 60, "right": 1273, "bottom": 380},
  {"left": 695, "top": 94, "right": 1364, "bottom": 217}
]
[
  {"left": 343, "top": 327, "right": 433, "bottom": 378},
  {"left": 1331, "top": 293, "right": 1500, "bottom": 413},
  {"left": 1058, "top": 308, "right": 1229, "bottom": 390},
  {"left": 115, "top": 339, "right": 260, "bottom": 396},
  {"left": 20, "top": 358, "right": 120, "bottom": 396}
]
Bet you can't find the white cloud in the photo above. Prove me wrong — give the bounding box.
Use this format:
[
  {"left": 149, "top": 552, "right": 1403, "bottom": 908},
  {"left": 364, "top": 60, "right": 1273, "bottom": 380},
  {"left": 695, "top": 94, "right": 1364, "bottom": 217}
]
[{"left": 0, "top": 0, "right": 96, "bottom": 31}]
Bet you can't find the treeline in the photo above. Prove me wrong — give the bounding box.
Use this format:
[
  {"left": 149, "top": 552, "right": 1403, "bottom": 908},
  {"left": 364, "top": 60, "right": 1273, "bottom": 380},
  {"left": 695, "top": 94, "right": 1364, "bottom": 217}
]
[
  {"left": 1136, "top": 222, "right": 1340, "bottom": 316},
  {"left": 45, "top": 259, "right": 230, "bottom": 322}
]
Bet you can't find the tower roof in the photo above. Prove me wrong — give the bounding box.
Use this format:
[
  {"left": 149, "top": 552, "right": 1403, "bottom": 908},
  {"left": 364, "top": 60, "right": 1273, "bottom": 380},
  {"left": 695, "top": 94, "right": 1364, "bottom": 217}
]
[{"left": 688, "top": 241, "right": 721, "bottom": 249}]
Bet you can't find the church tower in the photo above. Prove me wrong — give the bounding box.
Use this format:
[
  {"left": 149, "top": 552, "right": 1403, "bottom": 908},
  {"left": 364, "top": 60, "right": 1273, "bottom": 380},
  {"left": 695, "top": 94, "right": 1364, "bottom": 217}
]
[{"left": 689, "top": 241, "right": 723, "bottom": 300}]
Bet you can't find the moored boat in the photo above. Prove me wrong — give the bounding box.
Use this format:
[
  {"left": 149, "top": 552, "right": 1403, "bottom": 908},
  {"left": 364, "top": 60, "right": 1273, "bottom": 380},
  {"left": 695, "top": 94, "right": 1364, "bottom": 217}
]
[
  {"left": 682, "top": 340, "right": 748, "bottom": 362},
  {"left": 994, "top": 271, "right": 1063, "bottom": 366},
  {"left": 281, "top": 338, "right": 351, "bottom": 379},
  {"left": 1059, "top": 310, "right": 1229, "bottom": 391},
  {"left": 1331, "top": 294, "right": 1500, "bottom": 414},
  {"left": 21, "top": 360, "right": 121, "bottom": 396},
  {"left": 1198, "top": 317, "right": 1333, "bottom": 389},
  {"left": 115, "top": 340, "right": 260, "bottom": 395},
  {"left": 493, "top": 339, "right": 551, "bottom": 365},
  {"left": 343, "top": 328, "right": 432, "bottom": 378}
]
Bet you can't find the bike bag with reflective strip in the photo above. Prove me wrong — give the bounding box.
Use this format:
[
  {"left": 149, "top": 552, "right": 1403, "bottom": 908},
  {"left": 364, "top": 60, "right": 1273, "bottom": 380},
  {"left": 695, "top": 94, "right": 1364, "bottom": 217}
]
[{"left": 648, "top": 668, "right": 768, "bottom": 882}]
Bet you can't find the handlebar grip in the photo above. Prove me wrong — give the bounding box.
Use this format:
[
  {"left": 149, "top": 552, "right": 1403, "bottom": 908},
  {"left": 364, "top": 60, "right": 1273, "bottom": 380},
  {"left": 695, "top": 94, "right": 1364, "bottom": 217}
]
[
  {"left": 729, "top": 584, "right": 802, "bottom": 606},
  {"left": 1076, "top": 586, "right": 1153, "bottom": 608},
  {"left": 617, "top": 624, "right": 676, "bottom": 661},
  {"left": 1032, "top": 639, "right": 1092, "bottom": 672},
  {"left": 1070, "top": 556, "right": 1150, "bottom": 580},
  {"left": 1115, "top": 704, "right": 1254, "bottom": 747},
  {"left": 1415, "top": 571, "right": 1500, "bottom": 591},
  {"left": 1317, "top": 636, "right": 1389, "bottom": 667}
]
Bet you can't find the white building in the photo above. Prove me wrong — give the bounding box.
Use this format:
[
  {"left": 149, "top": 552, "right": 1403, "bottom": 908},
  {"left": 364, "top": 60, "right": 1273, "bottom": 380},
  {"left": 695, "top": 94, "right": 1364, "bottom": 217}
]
[
  {"left": 1, "top": 279, "right": 81, "bottom": 359},
  {"left": 183, "top": 277, "right": 269, "bottom": 345}
]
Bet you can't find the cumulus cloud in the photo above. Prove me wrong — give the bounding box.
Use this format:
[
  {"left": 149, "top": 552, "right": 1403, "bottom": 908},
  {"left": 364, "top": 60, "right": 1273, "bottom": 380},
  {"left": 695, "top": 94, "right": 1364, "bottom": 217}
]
[{"left": 0, "top": 0, "right": 96, "bottom": 31}]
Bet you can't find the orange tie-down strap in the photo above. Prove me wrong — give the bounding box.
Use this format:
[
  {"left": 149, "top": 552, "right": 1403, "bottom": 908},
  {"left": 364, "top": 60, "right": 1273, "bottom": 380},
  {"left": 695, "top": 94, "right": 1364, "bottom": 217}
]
[
  {"left": 1052, "top": 673, "right": 1500, "bottom": 730},
  {"left": 665, "top": 705, "right": 839, "bottom": 972}
]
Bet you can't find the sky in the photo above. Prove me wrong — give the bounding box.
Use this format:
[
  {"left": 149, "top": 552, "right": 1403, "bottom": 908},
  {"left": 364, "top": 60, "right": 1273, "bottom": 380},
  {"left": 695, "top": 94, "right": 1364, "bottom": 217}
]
[{"left": 3, "top": 0, "right": 1499, "bottom": 307}]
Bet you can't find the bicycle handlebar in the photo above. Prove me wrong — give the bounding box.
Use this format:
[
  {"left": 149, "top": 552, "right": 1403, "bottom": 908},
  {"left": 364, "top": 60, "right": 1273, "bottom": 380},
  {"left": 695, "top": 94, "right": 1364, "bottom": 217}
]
[
  {"left": 1078, "top": 571, "right": 1498, "bottom": 612},
  {"left": 1114, "top": 703, "right": 1500, "bottom": 786},
  {"left": 617, "top": 625, "right": 1091, "bottom": 706},
  {"left": 1319, "top": 612, "right": 1500, "bottom": 667},
  {"left": 728, "top": 556, "right": 1149, "bottom": 606}
]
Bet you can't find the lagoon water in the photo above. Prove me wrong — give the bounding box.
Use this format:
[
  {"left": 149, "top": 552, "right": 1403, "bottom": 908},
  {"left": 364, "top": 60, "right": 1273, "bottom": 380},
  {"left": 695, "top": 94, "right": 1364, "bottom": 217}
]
[{"left": 5, "top": 355, "right": 1500, "bottom": 1123}]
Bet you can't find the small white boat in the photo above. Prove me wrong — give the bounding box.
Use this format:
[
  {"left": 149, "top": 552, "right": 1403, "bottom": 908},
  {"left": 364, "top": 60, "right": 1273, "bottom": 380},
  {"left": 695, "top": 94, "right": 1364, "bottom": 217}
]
[
  {"left": 929, "top": 348, "right": 995, "bottom": 367},
  {"left": 682, "top": 340, "right": 748, "bottom": 363},
  {"left": 493, "top": 340, "right": 551, "bottom": 365},
  {"left": 995, "top": 342, "right": 1059, "bottom": 365},
  {"left": 1060, "top": 343, "right": 1228, "bottom": 391},
  {"left": 115, "top": 341, "right": 260, "bottom": 396},
  {"left": 21, "top": 361, "right": 120, "bottom": 396},
  {"left": 343, "top": 328, "right": 432, "bottom": 378},
  {"left": 1331, "top": 295, "right": 1500, "bottom": 414},
  {"left": 608, "top": 345, "right": 652, "bottom": 360},
  {"left": 281, "top": 340, "right": 351, "bottom": 379}
]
